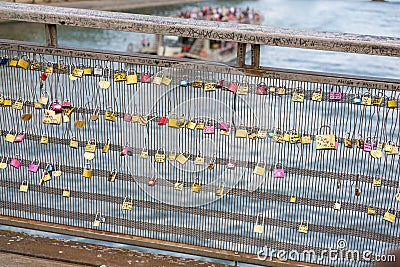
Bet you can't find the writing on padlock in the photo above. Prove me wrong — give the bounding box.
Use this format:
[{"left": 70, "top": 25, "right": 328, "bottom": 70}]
[
  {"left": 329, "top": 87, "right": 342, "bottom": 101},
  {"left": 19, "top": 180, "right": 29, "bottom": 192},
  {"left": 122, "top": 196, "right": 133, "bottom": 211},
  {"left": 154, "top": 148, "right": 166, "bottom": 163},
  {"left": 174, "top": 181, "right": 184, "bottom": 191},
  {"left": 315, "top": 125, "right": 336, "bottom": 150},
  {"left": 104, "top": 107, "right": 116, "bottom": 122},
  {"left": 273, "top": 162, "right": 285, "bottom": 178}
]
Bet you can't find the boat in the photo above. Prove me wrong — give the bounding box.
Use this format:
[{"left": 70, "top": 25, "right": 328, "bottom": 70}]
[{"left": 133, "top": 6, "right": 263, "bottom": 63}]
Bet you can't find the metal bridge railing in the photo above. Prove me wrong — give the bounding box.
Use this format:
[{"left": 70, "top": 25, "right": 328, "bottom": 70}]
[{"left": 0, "top": 2, "right": 399, "bottom": 267}]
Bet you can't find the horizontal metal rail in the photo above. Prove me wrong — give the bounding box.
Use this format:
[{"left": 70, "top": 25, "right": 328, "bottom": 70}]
[
  {"left": 0, "top": 2, "right": 400, "bottom": 57},
  {"left": 1, "top": 40, "right": 400, "bottom": 91}
]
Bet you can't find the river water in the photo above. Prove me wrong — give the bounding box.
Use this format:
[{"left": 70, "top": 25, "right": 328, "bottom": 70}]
[{"left": 0, "top": 0, "right": 399, "bottom": 79}]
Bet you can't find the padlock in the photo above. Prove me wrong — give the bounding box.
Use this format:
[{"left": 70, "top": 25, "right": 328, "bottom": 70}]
[
  {"left": 19, "top": 181, "right": 29, "bottom": 192},
  {"left": 254, "top": 214, "right": 265, "bottom": 234},
  {"left": 158, "top": 116, "right": 168, "bottom": 126},
  {"left": 383, "top": 209, "right": 396, "bottom": 223},
  {"left": 10, "top": 156, "right": 22, "bottom": 169},
  {"left": 108, "top": 169, "right": 117, "bottom": 182},
  {"left": 203, "top": 121, "right": 215, "bottom": 134},
  {"left": 227, "top": 82, "right": 238, "bottom": 93},
  {"left": 255, "top": 82, "right": 267, "bottom": 95},
  {"left": 141, "top": 72, "right": 151, "bottom": 83},
  {"left": 4, "top": 130, "right": 16, "bottom": 143},
  {"left": 387, "top": 145, "right": 399, "bottom": 155},
  {"left": 301, "top": 135, "right": 311, "bottom": 145},
  {"left": 57, "top": 61, "right": 66, "bottom": 73},
  {"left": 180, "top": 76, "right": 189, "bottom": 87},
  {"left": 85, "top": 139, "right": 97, "bottom": 153},
  {"left": 195, "top": 154, "right": 205, "bottom": 165},
  {"left": 161, "top": 75, "right": 172, "bottom": 86},
  {"left": 140, "top": 147, "right": 149, "bottom": 159},
  {"left": 0, "top": 56, "right": 8, "bottom": 65},
  {"left": 72, "top": 67, "right": 84, "bottom": 78},
  {"left": 387, "top": 99, "right": 397, "bottom": 108},
  {"left": 62, "top": 190, "right": 71, "bottom": 198},
  {"left": 367, "top": 207, "right": 377, "bottom": 216},
  {"left": 120, "top": 144, "right": 130, "bottom": 156},
  {"left": 192, "top": 179, "right": 201, "bottom": 193},
  {"left": 126, "top": 70, "right": 138, "bottom": 85},
  {"left": 352, "top": 95, "right": 362, "bottom": 105},
  {"left": 148, "top": 176, "right": 157, "bottom": 187},
  {"left": 195, "top": 120, "right": 205, "bottom": 130},
  {"left": 40, "top": 134, "right": 49, "bottom": 145},
  {"left": 168, "top": 151, "right": 177, "bottom": 161},
  {"left": 298, "top": 222, "right": 309, "bottom": 234},
  {"left": 361, "top": 92, "right": 372, "bottom": 106},
  {"left": 235, "top": 127, "right": 248, "bottom": 138},
  {"left": 13, "top": 98, "right": 24, "bottom": 110},
  {"left": 204, "top": 82, "right": 217, "bottom": 92},
  {"left": 93, "top": 213, "right": 105, "bottom": 227},
  {"left": 226, "top": 158, "right": 236, "bottom": 170},
  {"left": 216, "top": 79, "right": 224, "bottom": 88},
  {"left": 283, "top": 132, "right": 290, "bottom": 142},
  {"left": 273, "top": 163, "right": 285, "bottom": 178},
  {"left": 93, "top": 65, "right": 103, "bottom": 76},
  {"left": 102, "top": 139, "right": 110, "bottom": 153},
  {"left": 315, "top": 126, "right": 336, "bottom": 150},
  {"left": 154, "top": 148, "right": 166, "bottom": 163},
  {"left": 51, "top": 100, "right": 63, "bottom": 113},
  {"left": 174, "top": 181, "right": 184, "bottom": 191},
  {"left": 98, "top": 80, "right": 111, "bottom": 89},
  {"left": 40, "top": 171, "right": 52, "bottom": 184},
  {"left": 292, "top": 88, "right": 304, "bottom": 103},
  {"left": 17, "top": 56, "right": 29, "bottom": 70},
  {"left": 237, "top": 81, "right": 249, "bottom": 95},
  {"left": 176, "top": 152, "right": 189, "bottom": 165},
  {"left": 28, "top": 159, "right": 40, "bottom": 173},
  {"left": 334, "top": 202, "right": 341, "bottom": 211},
  {"left": 257, "top": 129, "right": 267, "bottom": 139},
  {"left": 344, "top": 136, "right": 353, "bottom": 148},
  {"left": 370, "top": 148, "right": 383, "bottom": 159},
  {"left": 0, "top": 155, "right": 8, "bottom": 169},
  {"left": 3, "top": 97, "right": 12, "bottom": 106},
  {"left": 215, "top": 185, "right": 224, "bottom": 197},
  {"left": 83, "top": 67, "right": 92, "bottom": 75},
  {"left": 104, "top": 107, "right": 116, "bottom": 122},
  {"left": 355, "top": 187, "right": 361, "bottom": 196},
  {"left": 277, "top": 86, "right": 286, "bottom": 95},
  {"left": 373, "top": 175, "right": 382, "bottom": 187},
  {"left": 329, "top": 87, "right": 342, "bottom": 101},
  {"left": 289, "top": 196, "right": 297, "bottom": 203},
  {"left": 131, "top": 113, "right": 140, "bottom": 123},
  {"left": 272, "top": 129, "right": 284, "bottom": 143},
  {"left": 168, "top": 114, "right": 185, "bottom": 128},
  {"left": 356, "top": 138, "right": 365, "bottom": 149},
  {"left": 289, "top": 130, "right": 301, "bottom": 144},
  {"left": 253, "top": 162, "right": 266, "bottom": 176},
  {"left": 70, "top": 137, "right": 79, "bottom": 149},
  {"left": 53, "top": 163, "right": 62, "bottom": 177},
  {"left": 372, "top": 94, "right": 383, "bottom": 106},
  {"left": 122, "top": 196, "right": 133, "bottom": 210},
  {"left": 208, "top": 156, "right": 216, "bottom": 170},
  {"left": 82, "top": 164, "right": 93, "bottom": 178},
  {"left": 9, "top": 57, "right": 18, "bottom": 67},
  {"left": 152, "top": 75, "right": 162, "bottom": 85},
  {"left": 90, "top": 107, "right": 100, "bottom": 121},
  {"left": 46, "top": 162, "right": 55, "bottom": 173},
  {"left": 248, "top": 128, "right": 258, "bottom": 140},
  {"left": 192, "top": 79, "right": 203, "bottom": 88},
  {"left": 114, "top": 71, "right": 126, "bottom": 82},
  {"left": 363, "top": 138, "right": 374, "bottom": 152},
  {"left": 186, "top": 120, "right": 197, "bottom": 130}
]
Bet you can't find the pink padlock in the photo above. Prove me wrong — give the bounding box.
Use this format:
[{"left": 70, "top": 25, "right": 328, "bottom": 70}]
[
  {"left": 120, "top": 145, "right": 129, "bottom": 156},
  {"left": 52, "top": 102, "right": 63, "bottom": 113},
  {"left": 227, "top": 82, "right": 238, "bottom": 93},
  {"left": 335, "top": 141, "right": 339, "bottom": 150},
  {"left": 256, "top": 82, "right": 268, "bottom": 95},
  {"left": 14, "top": 133, "right": 25, "bottom": 143},
  {"left": 216, "top": 79, "right": 224, "bottom": 88},
  {"left": 203, "top": 122, "right": 215, "bottom": 134},
  {"left": 363, "top": 139, "right": 374, "bottom": 152},
  {"left": 226, "top": 158, "right": 236, "bottom": 170},
  {"left": 219, "top": 121, "right": 229, "bottom": 131},
  {"left": 273, "top": 163, "right": 285, "bottom": 178},
  {"left": 61, "top": 100, "right": 71, "bottom": 108},
  {"left": 148, "top": 177, "right": 157, "bottom": 187},
  {"left": 123, "top": 113, "right": 132, "bottom": 122},
  {"left": 329, "top": 89, "right": 342, "bottom": 101},
  {"left": 28, "top": 159, "right": 40, "bottom": 173},
  {"left": 10, "top": 156, "right": 21, "bottom": 169}
]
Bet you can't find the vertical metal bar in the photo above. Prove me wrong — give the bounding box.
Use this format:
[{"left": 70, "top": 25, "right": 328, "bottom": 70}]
[
  {"left": 251, "top": 44, "right": 260, "bottom": 68},
  {"left": 236, "top": 43, "right": 246, "bottom": 68},
  {"left": 45, "top": 24, "right": 58, "bottom": 47}
]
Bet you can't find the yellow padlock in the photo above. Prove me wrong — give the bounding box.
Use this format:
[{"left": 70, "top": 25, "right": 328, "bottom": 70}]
[
  {"left": 40, "top": 135, "right": 49, "bottom": 145},
  {"left": 161, "top": 76, "right": 172, "bottom": 86},
  {"left": 311, "top": 90, "right": 323, "bottom": 102},
  {"left": 290, "top": 196, "right": 297, "bottom": 203},
  {"left": 85, "top": 139, "right": 97, "bottom": 153},
  {"left": 367, "top": 207, "right": 377, "bottom": 216},
  {"left": 176, "top": 152, "right": 189, "bottom": 165},
  {"left": 4, "top": 131, "right": 16, "bottom": 143},
  {"left": 82, "top": 164, "right": 93, "bottom": 178},
  {"left": 104, "top": 107, "right": 116, "bottom": 122},
  {"left": 122, "top": 196, "right": 133, "bottom": 211},
  {"left": 298, "top": 222, "right": 309, "bottom": 234},
  {"left": 277, "top": 86, "right": 286, "bottom": 95},
  {"left": 19, "top": 181, "right": 29, "bottom": 192},
  {"left": 114, "top": 72, "right": 126, "bottom": 82},
  {"left": 215, "top": 186, "right": 224, "bottom": 197},
  {"left": 301, "top": 135, "right": 311, "bottom": 145},
  {"left": 383, "top": 210, "right": 396, "bottom": 223},
  {"left": 154, "top": 148, "right": 166, "bottom": 163},
  {"left": 292, "top": 90, "right": 305, "bottom": 103},
  {"left": 70, "top": 137, "right": 79, "bottom": 149},
  {"left": 126, "top": 72, "right": 138, "bottom": 85},
  {"left": 9, "top": 58, "right": 18, "bottom": 67},
  {"left": 17, "top": 57, "right": 29, "bottom": 70},
  {"left": 235, "top": 128, "right": 248, "bottom": 138},
  {"left": 253, "top": 162, "right": 266, "bottom": 176},
  {"left": 140, "top": 148, "right": 149, "bottom": 159},
  {"left": 388, "top": 99, "right": 397, "bottom": 108},
  {"left": 195, "top": 155, "right": 205, "bottom": 165},
  {"left": 83, "top": 68, "right": 92, "bottom": 75},
  {"left": 186, "top": 120, "right": 197, "bottom": 130},
  {"left": 192, "top": 180, "right": 201, "bottom": 193},
  {"left": 102, "top": 140, "right": 110, "bottom": 153},
  {"left": 315, "top": 126, "right": 336, "bottom": 150},
  {"left": 62, "top": 190, "right": 71, "bottom": 198},
  {"left": 195, "top": 120, "right": 205, "bottom": 130},
  {"left": 3, "top": 98, "right": 12, "bottom": 106},
  {"left": 72, "top": 67, "right": 84, "bottom": 78}
]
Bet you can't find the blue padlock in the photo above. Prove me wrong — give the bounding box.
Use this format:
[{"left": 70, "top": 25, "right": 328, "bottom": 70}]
[
  {"left": 46, "top": 163, "right": 55, "bottom": 173},
  {"left": 0, "top": 57, "right": 9, "bottom": 65},
  {"left": 352, "top": 95, "right": 362, "bottom": 105}
]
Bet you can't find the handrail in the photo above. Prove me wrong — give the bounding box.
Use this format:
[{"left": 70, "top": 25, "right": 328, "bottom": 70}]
[{"left": 0, "top": 2, "right": 400, "bottom": 57}]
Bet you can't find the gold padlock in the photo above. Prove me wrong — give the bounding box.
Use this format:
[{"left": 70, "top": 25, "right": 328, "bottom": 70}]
[
  {"left": 195, "top": 155, "right": 205, "bottom": 165},
  {"left": 40, "top": 134, "right": 49, "bottom": 145},
  {"left": 311, "top": 90, "right": 323, "bottom": 102},
  {"left": 155, "top": 148, "right": 166, "bottom": 163},
  {"left": 361, "top": 92, "right": 372, "bottom": 106},
  {"left": 114, "top": 71, "right": 126, "bottom": 82},
  {"left": 298, "top": 222, "right": 309, "bottom": 234},
  {"left": 4, "top": 130, "right": 16, "bottom": 143},
  {"left": 3, "top": 98, "right": 12, "bottom": 106},
  {"left": 373, "top": 95, "right": 383, "bottom": 106},
  {"left": 126, "top": 70, "right": 138, "bottom": 85},
  {"left": 108, "top": 169, "right": 117, "bottom": 182},
  {"left": 82, "top": 164, "right": 93, "bottom": 178},
  {"left": 215, "top": 186, "right": 224, "bottom": 197},
  {"left": 292, "top": 89, "right": 305, "bottom": 103},
  {"left": 367, "top": 207, "right": 377, "bottom": 216},
  {"left": 301, "top": 135, "right": 311, "bottom": 145},
  {"left": 83, "top": 67, "right": 92, "bottom": 75},
  {"left": 192, "top": 179, "right": 201, "bottom": 193},
  {"left": 277, "top": 86, "right": 286, "bottom": 95},
  {"left": 152, "top": 75, "right": 162, "bottom": 85},
  {"left": 290, "top": 196, "right": 297, "bottom": 203},
  {"left": 13, "top": 99, "right": 24, "bottom": 110},
  {"left": 186, "top": 120, "right": 197, "bottom": 130},
  {"left": 17, "top": 57, "right": 29, "bottom": 70},
  {"left": 315, "top": 126, "right": 336, "bottom": 150},
  {"left": 383, "top": 210, "right": 396, "bottom": 223},
  {"left": 387, "top": 99, "right": 397, "bottom": 108},
  {"left": 387, "top": 145, "right": 399, "bottom": 155},
  {"left": 176, "top": 152, "right": 189, "bottom": 165},
  {"left": 289, "top": 131, "right": 301, "bottom": 144},
  {"left": 105, "top": 107, "right": 116, "bottom": 122},
  {"left": 19, "top": 181, "right": 29, "bottom": 192},
  {"left": 204, "top": 82, "right": 216, "bottom": 92},
  {"left": 253, "top": 162, "right": 266, "bottom": 176},
  {"left": 62, "top": 190, "right": 71, "bottom": 198},
  {"left": 9, "top": 57, "right": 18, "bottom": 67},
  {"left": 174, "top": 181, "right": 184, "bottom": 191},
  {"left": 373, "top": 175, "right": 382, "bottom": 187},
  {"left": 122, "top": 196, "right": 133, "bottom": 210},
  {"left": 102, "top": 139, "right": 110, "bottom": 153},
  {"left": 334, "top": 202, "right": 341, "bottom": 211},
  {"left": 85, "top": 139, "right": 97, "bottom": 153},
  {"left": 237, "top": 82, "right": 249, "bottom": 95},
  {"left": 235, "top": 127, "right": 248, "bottom": 138},
  {"left": 161, "top": 76, "right": 172, "bottom": 86},
  {"left": 140, "top": 147, "right": 149, "bottom": 159},
  {"left": 72, "top": 67, "right": 84, "bottom": 78},
  {"left": 70, "top": 137, "right": 79, "bottom": 149},
  {"left": 269, "top": 86, "right": 276, "bottom": 93},
  {"left": 168, "top": 151, "right": 177, "bottom": 161}
]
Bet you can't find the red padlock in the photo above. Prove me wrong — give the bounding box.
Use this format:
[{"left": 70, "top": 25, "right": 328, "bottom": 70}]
[
  {"left": 158, "top": 117, "right": 168, "bottom": 126},
  {"left": 216, "top": 79, "right": 224, "bottom": 88},
  {"left": 40, "top": 73, "right": 47, "bottom": 81}
]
